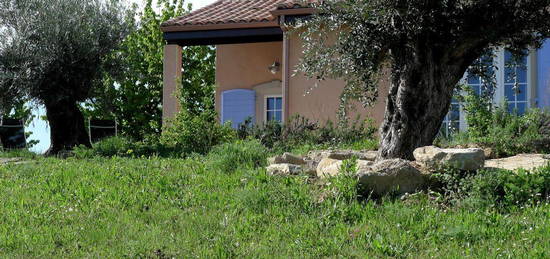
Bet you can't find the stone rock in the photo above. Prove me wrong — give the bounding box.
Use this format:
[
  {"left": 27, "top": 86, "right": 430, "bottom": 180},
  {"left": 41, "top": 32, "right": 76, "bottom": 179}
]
[
  {"left": 316, "top": 158, "right": 344, "bottom": 178},
  {"left": 326, "top": 150, "right": 361, "bottom": 160},
  {"left": 266, "top": 163, "right": 303, "bottom": 176},
  {"left": 356, "top": 160, "right": 374, "bottom": 171},
  {"left": 483, "top": 148, "right": 495, "bottom": 159},
  {"left": 0, "top": 157, "right": 32, "bottom": 165},
  {"left": 327, "top": 150, "right": 378, "bottom": 161},
  {"left": 357, "top": 159, "right": 426, "bottom": 197},
  {"left": 302, "top": 159, "right": 318, "bottom": 176},
  {"left": 307, "top": 150, "right": 378, "bottom": 162},
  {"left": 485, "top": 154, "right": 550, "bottom": 171},
  {"left": 268, "top": 152, "right": 305, "bottom": 165},
  {"left": 0, "top": 158, "right": 22, "bottom": 164},
  {"left": 413, "top": 146, "right": 485, "bottom": 171},
  {"left": 361, "top": 151, "right": 379, "bottom": 161},
  {"left": 306, "top": 150, "right": 330, "bottom": 163}
]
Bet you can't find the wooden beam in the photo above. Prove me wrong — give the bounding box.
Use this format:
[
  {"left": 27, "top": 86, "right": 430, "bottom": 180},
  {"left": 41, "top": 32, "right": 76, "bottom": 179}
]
[{"left": 164, "top": 27, "right": 283, "bottom": 46}]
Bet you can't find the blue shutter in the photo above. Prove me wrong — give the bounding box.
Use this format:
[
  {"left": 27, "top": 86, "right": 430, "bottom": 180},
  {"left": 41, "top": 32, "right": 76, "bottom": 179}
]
[{"left": 221, "top": 89, "right": 255, "bottom": 128}]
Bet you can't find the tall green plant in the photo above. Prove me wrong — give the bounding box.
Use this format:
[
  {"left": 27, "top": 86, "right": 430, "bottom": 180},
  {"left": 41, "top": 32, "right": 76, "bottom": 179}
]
[
  {"left": 89, "top": 0, "right": 215, "bottom": 140},
  {"left": 458, "top": 86, "right": 494, "bottom": 139}
]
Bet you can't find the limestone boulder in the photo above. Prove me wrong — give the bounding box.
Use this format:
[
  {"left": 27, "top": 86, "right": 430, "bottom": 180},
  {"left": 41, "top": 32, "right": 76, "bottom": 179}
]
[
  {"left": 361, "top": 151, "right": 379, "bottom": 161},
  {"left": 302, "top": 159, "right": 318, "bottom": 176},
  {"left": 316, "top": 158, "right": 344, "bottom": 178},
  {"left": 356, "top": 160, "right": 374, "bottom": 171},
  {"left": 485, "top": 154, "right": 550, "bottom": 171},
  {"left": 413, "top": 146, "right": 485, "bottom": 171},
  {"left": 268, "top": 152, "right": 306, "bottom": 165},
  {"left": 306, "top": 150, "right": 330, "bottom": 164},
  {"left": 357, "top": 159, "right": 426, "bottom": 197},
  {"left": 0, "top": 158, "right": 22, "bottom": 164},
  {"left": 483, "top": 148, "right": 495, "bottom": 159},
  {"left": 266, "top": 163, "right": 303, "bottom": 176},
  {"left": 307, "top": 150, "right": 378, "bottom": 163}
]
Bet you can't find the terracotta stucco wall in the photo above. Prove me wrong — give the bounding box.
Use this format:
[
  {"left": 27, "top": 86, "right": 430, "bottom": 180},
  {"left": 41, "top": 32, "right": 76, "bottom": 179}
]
[
  {"left": 215, "top": 42, "right": 283, "bottom": 123},
  {"left": 286, "top": 31, "right": 389, "bottom": 126},
  {"left": 214, "top": 36, "right": 389, "bottom": 127}
]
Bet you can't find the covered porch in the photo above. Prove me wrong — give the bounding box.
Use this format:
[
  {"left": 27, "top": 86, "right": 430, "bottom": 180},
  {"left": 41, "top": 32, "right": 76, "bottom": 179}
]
[{"left": 161, "top": 0, "right": 316, "bottom": 127}]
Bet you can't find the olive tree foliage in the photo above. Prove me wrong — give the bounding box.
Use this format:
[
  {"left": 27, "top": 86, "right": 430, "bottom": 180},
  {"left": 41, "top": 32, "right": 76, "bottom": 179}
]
[
  {"left": 298, "top": 0, "right": 550, "bottom": 159},
  {"left": 0, "top": 0, "right": 134, "bottom": 154}
]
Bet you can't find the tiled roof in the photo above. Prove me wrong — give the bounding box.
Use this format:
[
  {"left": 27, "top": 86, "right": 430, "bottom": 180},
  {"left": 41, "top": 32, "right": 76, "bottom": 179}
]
[
  {"left": 161, "top": 0, "right": 317, "bottom": 31},
  {"left": 278, "top": 0, "right": 318, "bottom": 10}
]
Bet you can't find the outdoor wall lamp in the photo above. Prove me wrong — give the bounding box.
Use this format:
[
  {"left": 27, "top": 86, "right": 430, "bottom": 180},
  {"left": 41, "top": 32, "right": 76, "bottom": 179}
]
[{"left": 268, "top": 61, "right": 280, "bottom": 74}]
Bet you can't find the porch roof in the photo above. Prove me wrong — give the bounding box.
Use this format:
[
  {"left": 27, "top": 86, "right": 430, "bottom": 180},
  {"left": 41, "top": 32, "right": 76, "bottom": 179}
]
[{"left": 161, "top": 0, "right": 316, "bottom": 46}]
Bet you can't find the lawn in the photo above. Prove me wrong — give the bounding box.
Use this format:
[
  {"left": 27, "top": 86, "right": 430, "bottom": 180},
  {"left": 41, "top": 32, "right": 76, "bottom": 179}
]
[{"left": 0, "top": 148, "right": 549, "bottom": 257}]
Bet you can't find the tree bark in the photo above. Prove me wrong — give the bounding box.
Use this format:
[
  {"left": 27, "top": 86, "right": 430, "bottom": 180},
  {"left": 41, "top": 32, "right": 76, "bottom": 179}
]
[
  {"left": 378, "top": 48, "right": 467, "bottom": 160},
  {"left": 44, "top": 99, "right": 91, "bottom": 155}
]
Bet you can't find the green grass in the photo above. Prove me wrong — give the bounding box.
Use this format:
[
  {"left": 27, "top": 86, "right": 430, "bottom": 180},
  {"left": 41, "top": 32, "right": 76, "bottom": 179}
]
[
  {"left": 0, "top": 148, "right": 39, "bottom": 159},
  {"left": 0, "top": 149, "right": 549, "bottom": 257}
]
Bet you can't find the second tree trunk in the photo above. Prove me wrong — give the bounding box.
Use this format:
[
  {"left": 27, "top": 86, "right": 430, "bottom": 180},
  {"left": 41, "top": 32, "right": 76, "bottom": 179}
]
[{"left": 44, "top": 99, "right": 91, "bottom": 155}]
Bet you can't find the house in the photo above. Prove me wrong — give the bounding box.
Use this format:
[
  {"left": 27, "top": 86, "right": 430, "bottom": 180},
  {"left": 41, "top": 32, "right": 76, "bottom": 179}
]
[{"left": 161, "top": 0, "right": 550, "bottom": 131}]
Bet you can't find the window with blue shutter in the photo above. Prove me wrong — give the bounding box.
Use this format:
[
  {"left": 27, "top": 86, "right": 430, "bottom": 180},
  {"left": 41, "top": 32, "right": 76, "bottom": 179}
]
[{"left": 221, "top": 89, "right": 256, "bottom": 128}]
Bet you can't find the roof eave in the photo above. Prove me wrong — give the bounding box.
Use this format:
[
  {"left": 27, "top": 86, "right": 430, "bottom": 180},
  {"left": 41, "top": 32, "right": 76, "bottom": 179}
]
[
  {"left": 160, "top": 20, "right": 280, "bottom": 33},
  {"left": 271, "top": 7, "right": 316, "bottom": 16}
]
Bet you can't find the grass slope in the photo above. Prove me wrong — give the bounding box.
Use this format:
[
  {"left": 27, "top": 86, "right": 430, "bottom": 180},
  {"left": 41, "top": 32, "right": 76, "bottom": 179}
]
[{"left": 0, "top": 154, "right": 549, "bottom": 257}]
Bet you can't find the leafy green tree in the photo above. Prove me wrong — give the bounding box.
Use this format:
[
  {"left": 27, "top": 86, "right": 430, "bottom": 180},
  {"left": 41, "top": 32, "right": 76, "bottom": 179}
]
[
  {"left": 159, "top": 45, "right": 219, "bottom": 155},
  {"left": 90, "top": 0, "right": 215, "bottom": 140},
  {"left": 0, "top": 0, "right": 133, "bottom": 155},
  {"left": 299, "top": 0, "right": 550, "bottom": 159}
]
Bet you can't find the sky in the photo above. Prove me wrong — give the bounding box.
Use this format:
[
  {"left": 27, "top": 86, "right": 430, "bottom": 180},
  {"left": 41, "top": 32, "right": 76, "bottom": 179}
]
[
  {"left": 27, "top": 0, "right": 217, "bottom": 154},
  {"left": 180, "top": 0, "right": 216, "bottom": 10}
]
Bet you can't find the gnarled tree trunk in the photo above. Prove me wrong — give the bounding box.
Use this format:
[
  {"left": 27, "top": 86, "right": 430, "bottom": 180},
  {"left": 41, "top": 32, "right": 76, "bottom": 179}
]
[
  {"left": 44, "top": 98, "right": 91, "bottom": 155},
  {"left": 378, "top": 47, "right": 469, "bottom": 160}
]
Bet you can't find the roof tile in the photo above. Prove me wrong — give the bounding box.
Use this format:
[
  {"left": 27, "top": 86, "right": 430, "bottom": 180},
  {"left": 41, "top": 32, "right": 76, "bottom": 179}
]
[{"left": 161, "top": 0, "right": 317, "bottom": 28}]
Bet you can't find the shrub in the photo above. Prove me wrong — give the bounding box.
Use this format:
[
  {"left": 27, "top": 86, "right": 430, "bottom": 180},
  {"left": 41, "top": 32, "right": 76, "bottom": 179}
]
[
  {"left": 437, "top": 86, "right": 550, "bottom": 157},
  {"left": 459, "top": 86, "right": 494, "bottom": 139},
  {"left": 431, "top": 165, "right": 550, "bottom": 210},
  {"left": 73, "top": 136, "right": 170, "bottom": 158},
  {"left": 0, "top": 148, "right": 38, "bottom": 159},
  {"left": 160, "top": 110, "right": 236, "bottom": 156},
  {"left": 205, "top": 139, "right": 269, "bottom": 173},
  {"left": 237, "top": 115, "right": 377, "bottom": 152}
]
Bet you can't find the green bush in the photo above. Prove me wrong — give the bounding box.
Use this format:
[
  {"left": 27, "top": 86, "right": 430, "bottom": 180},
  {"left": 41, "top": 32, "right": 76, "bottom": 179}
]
[
  {"left": 437, "top": 86, "right": 550, "bottom": 157},
  {"left": 237, "top": 115, "right": 377, "bottom": 152},
  {"left": 205, "top": 139, "right": 269, "bottom": 173},
  {"left": 431, "top": 165, "right": 550, "bottom": 210},
  {"left": 73, "top": 136, "right": 170, "bottom": 158},
  {"left": 459, "top": 86, "right": 494, "bottom": 139},
  {"left": 0, "top": 148, "right": 38, "bottom": 159},
  {"left": 75, "top": 113, "right": 377, "bottom": 158},
  {"left": 160, "top": 110, "right": 236, "bottom": 156}
]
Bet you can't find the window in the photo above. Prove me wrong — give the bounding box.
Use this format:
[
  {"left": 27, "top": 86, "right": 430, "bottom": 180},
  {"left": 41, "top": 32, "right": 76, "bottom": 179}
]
[
  {"left": 265, "top": 96, "right": 282, "bottom": 122},
  {"left": 441, "top": 48, "right": 533, "bottom": 134},
  {"left": 442, "top": 55, "right": 494, "bottom": 136},
  {"left": 466, "top": 54, "right": 495, "bottom": 97},
  {"left": 441, "top": 96, "right": 461, "bottom": 137},
  {"left": 504, "top": 50, "right": 529, "bottom": 115}
]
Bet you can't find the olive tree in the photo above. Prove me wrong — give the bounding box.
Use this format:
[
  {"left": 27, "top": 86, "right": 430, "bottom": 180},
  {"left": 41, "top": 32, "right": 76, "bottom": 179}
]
[
  {"left": 298, "top": 0, "right": 550, "bottom": 159},
  {"left": 0, "top": 0, "right": 133, "bottom": 155}
]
